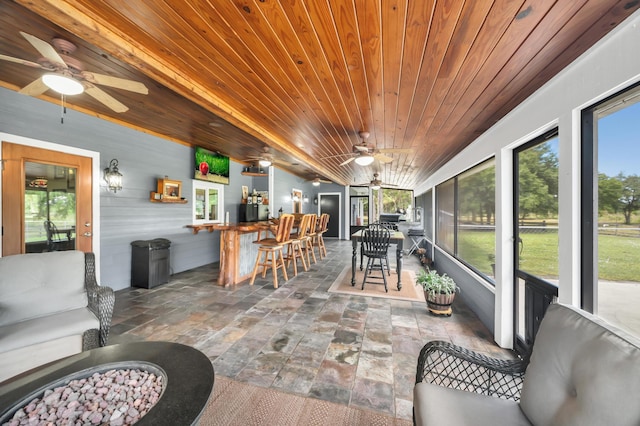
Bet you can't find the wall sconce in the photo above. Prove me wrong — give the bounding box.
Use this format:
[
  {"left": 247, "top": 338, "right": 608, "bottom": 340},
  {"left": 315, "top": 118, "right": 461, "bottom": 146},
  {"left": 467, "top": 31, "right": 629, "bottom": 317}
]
[
  {"left": 104, "top": 158, "right": 123, "bottom": 193},
  {"left": 291, "top": 192, "right": 300, "bottom": 202},
  {"left": 303, "top": 193, "right": 309, "bottom": 203}
]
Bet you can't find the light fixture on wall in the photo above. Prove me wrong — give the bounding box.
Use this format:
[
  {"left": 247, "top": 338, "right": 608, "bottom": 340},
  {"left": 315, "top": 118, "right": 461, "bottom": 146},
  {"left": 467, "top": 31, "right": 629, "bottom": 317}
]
[
  {"left": 303, "top": 193, "right": 309, "bottom": 203},
  {"left": 354, "top": 153, "right": 374, "bottom": 166},
  {"left": 258, "top": 158, "right": 272, "bottom": 167},
  {"left": 291, "top": 192, "right": 300, "bottom": 202},
  {"left": 42, "top": 73, "right": 84, "bottom": 95},
  {"left": 104, "top": 159, "right": 123, "bottom": 193}
]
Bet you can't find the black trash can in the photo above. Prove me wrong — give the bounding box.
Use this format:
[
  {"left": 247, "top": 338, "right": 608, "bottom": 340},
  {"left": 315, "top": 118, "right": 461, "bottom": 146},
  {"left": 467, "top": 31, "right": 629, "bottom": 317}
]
[{"left": 131, "top": 238, "right": 171, "bottom": 289}]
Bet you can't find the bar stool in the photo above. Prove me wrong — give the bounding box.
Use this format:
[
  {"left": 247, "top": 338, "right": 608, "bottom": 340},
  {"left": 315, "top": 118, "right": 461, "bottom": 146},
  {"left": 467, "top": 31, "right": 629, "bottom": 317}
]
[
  {"left": 313, "top": 213, "right": 329, "bottom": 259},
  {"left": 283, "top": 213, "right": 312, "bottom": 276},
  {"left": 302, "top": 214, "right": 318, "bottom": 266},
  {"left": 250, "top": 214, "right": 294, "bottom": 288}
]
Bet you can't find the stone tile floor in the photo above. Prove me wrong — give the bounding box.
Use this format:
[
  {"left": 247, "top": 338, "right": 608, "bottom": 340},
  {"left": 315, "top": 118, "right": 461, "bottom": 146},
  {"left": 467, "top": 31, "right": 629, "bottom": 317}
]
[{"left": 109, "top": 239, "right": 514, "bottom": 421}]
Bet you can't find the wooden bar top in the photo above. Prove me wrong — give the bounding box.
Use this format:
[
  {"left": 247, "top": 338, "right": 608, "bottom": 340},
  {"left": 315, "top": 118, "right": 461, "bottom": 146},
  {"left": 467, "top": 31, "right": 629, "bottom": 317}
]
[{"left": 186, "top": 221, "right": 272, "bottom": 235}]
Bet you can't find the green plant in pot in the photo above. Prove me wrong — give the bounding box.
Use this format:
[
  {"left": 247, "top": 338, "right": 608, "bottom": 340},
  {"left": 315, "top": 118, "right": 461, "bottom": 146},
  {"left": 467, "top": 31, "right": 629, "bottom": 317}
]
[{"left": 415, "top": 268, "right": 459, "bottom": 316}]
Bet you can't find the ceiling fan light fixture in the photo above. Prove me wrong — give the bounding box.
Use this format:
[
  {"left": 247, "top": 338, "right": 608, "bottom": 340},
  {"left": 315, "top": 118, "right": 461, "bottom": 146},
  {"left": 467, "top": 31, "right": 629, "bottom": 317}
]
[
  {"left": 258, "top": 159, "right": 272, "bottom": 167},
  {"left": 42, "top": 73, "right": 84, "bottom": 95},
  {"left": 370, "top": 183, "right": 381, "bottom": 190},
  {"left": 312, "top": 179, "right": 320, "bottom": 186},
  {"left": 354, "top": 154, "right": 374, "bottom": 166}
]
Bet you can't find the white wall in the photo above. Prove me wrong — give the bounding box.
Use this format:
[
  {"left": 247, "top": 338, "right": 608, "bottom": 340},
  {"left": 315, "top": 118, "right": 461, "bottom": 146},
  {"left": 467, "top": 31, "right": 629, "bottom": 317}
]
[{"left": 415, "top": 10, "right": 640, "bottom": 347}]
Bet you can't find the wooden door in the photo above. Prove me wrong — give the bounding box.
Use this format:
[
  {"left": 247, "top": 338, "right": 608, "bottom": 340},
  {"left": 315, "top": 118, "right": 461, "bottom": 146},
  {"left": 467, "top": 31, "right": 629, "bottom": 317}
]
[{"left": 2, "top": 141, "right": 93, "bottom": 255}]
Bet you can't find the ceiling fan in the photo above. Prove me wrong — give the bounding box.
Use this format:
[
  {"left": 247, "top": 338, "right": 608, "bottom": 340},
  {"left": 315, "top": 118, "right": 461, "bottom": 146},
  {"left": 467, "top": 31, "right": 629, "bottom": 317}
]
[
  {"left": 339, "top": 131, "right": 413, "bottom": 166},
  {"left": 0, "top": 31, "right": 148, "bottom": 113},
  {"left": 244, "top": 146, "right": 290, "bottom": 167},
  {"left": 358, "top": 173, "right": 397, "bottom": 190}
]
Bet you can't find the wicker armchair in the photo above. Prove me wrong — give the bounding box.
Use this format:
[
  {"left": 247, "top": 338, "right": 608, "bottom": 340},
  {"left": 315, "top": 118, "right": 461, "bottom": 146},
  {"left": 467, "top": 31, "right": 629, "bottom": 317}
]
[
  {"left": 83, "top": 252, "right": 115, "bottom": 349},
  {"left": 414, "top": 303, "right": 640, "bottom": 426},
  {"left": 415, "top": 340, "right": 528, "bottom": 402}
]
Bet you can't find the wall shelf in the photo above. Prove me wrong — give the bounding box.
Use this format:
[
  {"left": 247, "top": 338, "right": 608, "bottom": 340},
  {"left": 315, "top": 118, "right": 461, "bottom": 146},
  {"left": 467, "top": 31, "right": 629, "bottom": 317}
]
[{"left": 241, "top": 171, "right": 268, "bottom": 177}]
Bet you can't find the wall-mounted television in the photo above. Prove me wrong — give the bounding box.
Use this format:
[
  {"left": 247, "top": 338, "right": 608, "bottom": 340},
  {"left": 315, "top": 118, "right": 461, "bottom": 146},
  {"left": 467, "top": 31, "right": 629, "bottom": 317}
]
[{"left": 194, "top": 146, "right": 229, "bottom": 185}]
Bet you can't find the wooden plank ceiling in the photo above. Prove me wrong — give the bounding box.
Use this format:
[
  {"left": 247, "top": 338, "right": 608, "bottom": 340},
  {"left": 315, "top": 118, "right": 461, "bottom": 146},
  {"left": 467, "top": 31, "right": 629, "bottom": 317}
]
[{"left": 0, "top": 0, "right": 638, "bottom": 188}]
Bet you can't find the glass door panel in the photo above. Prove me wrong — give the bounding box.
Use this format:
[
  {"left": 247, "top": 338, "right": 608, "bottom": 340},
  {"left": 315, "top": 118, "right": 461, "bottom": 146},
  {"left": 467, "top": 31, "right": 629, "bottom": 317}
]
[
  {"left": 595, "top": 97, "right": 640, "bottom": 337},
  {"left": 25, "top": 162, "right": 77, "bottom": 253},
  {"left": 514, "top": 132, "right": 559, "bottom": 355}
]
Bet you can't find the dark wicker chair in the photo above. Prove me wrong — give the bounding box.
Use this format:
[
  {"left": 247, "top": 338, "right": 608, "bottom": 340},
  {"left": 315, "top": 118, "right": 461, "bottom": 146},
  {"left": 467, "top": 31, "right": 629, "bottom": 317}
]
[
  {"left": 360, "top": 224, "right": 392, "bottom": 292},
  {"left": 83, "top": 252, "right": 116, "bottom": 348},
  {"left": 415, "top": 340, "right": 529, "bottom": 402}
]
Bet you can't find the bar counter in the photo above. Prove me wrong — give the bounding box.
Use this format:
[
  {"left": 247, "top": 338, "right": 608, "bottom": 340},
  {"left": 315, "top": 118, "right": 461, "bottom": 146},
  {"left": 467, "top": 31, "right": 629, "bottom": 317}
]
[{"left": 186, "top": 221, "right": 273, "bottom": 286}]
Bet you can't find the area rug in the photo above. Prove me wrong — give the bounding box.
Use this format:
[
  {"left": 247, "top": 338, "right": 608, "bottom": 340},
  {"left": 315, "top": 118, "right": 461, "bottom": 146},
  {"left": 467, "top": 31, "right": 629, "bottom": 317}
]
[
  {"left": 327, "top": 265, "right": 424, "bottom": 302},
  {"left": 199, "top": 376, "right": 411, "bottom": 426}
]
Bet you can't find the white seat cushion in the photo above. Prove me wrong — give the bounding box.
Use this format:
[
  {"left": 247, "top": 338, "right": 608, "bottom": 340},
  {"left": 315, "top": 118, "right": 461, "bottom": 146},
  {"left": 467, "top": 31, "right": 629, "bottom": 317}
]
[
  {"left": 0, "top": 307, "right": 99, "bottom": 353},
  {"left": 414, "top": 382, "right": 532, "bottom": 426}
]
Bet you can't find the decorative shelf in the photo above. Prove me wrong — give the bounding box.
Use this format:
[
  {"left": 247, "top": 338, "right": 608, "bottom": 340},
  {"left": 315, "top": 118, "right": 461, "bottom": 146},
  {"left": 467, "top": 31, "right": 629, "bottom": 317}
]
[
  {"left": 150, "top": 192, "right": 187, "bottom": 203},
  {"left": 241, "top": 171, "right": 268, "bottom": 177}
]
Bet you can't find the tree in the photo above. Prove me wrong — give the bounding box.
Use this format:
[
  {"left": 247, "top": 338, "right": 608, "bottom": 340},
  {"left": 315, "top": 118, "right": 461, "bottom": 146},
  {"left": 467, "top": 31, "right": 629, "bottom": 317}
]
[
  {"left": 598, "top": 173, "right": 623, "bottom": 215},
  {"left": 517, "top": 142, "right": 558, "bottom": 219},
  {"left": 618, "top": 174, "right": 640, "bottom": 224}
]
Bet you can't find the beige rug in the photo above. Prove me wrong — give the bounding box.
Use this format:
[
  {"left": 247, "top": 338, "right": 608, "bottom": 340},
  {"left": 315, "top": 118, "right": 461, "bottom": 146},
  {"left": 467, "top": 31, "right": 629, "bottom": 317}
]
[
  {"left": 199, "top": 376, "right": 411, "bottom": 426},
  {"left": 328, "top": 265, "right": 424, "bottom": 302}
]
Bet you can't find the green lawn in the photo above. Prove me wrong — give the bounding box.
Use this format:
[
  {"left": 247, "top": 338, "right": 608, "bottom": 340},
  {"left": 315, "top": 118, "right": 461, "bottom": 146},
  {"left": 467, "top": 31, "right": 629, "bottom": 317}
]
[{"left": 457, "top": 230, "right": 640, "bottom": 282}]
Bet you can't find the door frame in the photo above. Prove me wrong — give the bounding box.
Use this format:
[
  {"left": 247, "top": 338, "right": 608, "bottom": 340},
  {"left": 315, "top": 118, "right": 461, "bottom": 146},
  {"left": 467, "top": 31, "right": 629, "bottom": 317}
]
[
  {"left": 317, "top": 192, "right": 342, "bottom": 239},
  {"left": 0, "top": 132, "right": 101, "bottom": 275}
]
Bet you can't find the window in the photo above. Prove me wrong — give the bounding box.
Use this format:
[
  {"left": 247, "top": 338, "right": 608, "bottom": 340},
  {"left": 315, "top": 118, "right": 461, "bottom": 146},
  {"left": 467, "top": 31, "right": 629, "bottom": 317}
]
[
  {"left": 458, "top": 159, "right": 496, "bottom": 277},
  {"left": 192, "top": 180, "right": 224, "bottom": 225},
  {"left": 435, "top": 159, "right": 496, "bottom": 281},
  {"left": 424, "top": 189, "right": 433, "bottom": 240},
  {"left": 436, "top": 179, "right": 455, "bottom": 254},
  {"left": 582, "top": 83, "right": 640, "bottom": 338}
]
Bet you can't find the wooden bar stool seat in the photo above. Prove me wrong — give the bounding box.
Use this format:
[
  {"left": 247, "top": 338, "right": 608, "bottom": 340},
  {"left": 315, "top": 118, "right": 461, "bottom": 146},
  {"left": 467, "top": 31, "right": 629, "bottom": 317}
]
[{"left": 250, "top": 214, "right": 294, "bottom": 288}]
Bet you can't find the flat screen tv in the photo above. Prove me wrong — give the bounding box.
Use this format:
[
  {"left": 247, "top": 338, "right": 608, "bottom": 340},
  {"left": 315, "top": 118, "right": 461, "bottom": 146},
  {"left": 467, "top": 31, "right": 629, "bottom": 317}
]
[{"left": 194, "top": 146, "right": 229, "bottom": 185}]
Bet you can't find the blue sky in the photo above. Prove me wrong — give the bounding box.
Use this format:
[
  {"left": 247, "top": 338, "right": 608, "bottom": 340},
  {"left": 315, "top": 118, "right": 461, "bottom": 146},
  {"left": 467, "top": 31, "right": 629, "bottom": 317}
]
[{"left": 598, "top": 101, "right": 640, "bottom": 177}]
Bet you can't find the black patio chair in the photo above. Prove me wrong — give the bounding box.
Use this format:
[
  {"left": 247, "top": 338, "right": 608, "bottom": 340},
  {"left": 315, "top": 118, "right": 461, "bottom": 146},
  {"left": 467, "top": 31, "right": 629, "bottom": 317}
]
[{"left": 360, "top": 224, "right": 391, "bottom": 292}]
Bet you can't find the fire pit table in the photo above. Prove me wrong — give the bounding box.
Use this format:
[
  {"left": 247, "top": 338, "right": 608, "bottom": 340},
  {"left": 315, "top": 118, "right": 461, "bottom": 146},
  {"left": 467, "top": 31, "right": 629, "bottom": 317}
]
[{"left": 0, "top": 341, "right": 214, "bottom": 425}]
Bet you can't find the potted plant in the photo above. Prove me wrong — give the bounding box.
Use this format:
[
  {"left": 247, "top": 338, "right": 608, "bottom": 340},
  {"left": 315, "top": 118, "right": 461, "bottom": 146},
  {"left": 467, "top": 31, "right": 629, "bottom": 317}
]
[{"left": 415, "top": 268, "right": 459, "bottom": 316}]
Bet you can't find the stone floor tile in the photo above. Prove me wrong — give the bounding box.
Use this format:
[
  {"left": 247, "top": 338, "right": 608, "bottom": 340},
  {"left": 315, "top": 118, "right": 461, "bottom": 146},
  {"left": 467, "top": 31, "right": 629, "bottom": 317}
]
[
  {"left": 350, "top": 378, "right": 395, "bottom": 415},
  {"left": 308, "top": 381, "right": 351, "bottom": 405}
]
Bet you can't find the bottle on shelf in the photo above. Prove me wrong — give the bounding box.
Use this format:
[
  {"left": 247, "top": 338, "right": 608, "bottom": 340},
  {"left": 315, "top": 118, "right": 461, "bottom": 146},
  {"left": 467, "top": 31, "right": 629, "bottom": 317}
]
[
  {"left": 256, "top": 191, "right": 263, "bottom": 204},
  {"left": 252, "top": 189, "right": 258, "bottom": 204}
]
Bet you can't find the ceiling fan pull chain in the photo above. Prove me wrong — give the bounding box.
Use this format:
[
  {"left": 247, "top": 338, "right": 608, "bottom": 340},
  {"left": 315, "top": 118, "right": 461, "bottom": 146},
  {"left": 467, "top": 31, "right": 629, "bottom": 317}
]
[{"left": 60, "top": 94, "right": 66, "bottom": 124}]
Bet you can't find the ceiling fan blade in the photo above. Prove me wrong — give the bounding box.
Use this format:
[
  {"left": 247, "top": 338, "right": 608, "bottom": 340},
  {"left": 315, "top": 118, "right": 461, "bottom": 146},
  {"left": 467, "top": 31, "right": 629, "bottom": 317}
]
[
  {"left": 354, "top": 144, "right": 369, "bottom": 152},
  {"left": 0, "top": 53, "right": 43, "bottom": 69},
  {"left": 340, "top": 157, "right": 356, "bottom": 166},
  {"left": 82, "top": 71, "right": 149, "bottom": 94},
  {"left": 20, "top": 32, "right": 67, "bottom": 68},
  {"left": 19, "top": 77, "right": 48, "bottom": 96},
  {"left": 378, "top": 148, "right": 413, "bottom": 154},
  {"left": 373, "top": 153, "right": 394, "bottom": 163},
  {"left": 84, "top": 85, "right": 128, "bottom": 113}
]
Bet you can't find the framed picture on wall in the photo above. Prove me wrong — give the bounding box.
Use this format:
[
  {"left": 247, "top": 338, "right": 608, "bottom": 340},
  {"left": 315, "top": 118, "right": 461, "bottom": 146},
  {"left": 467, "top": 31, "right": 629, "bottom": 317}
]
[{"left": 292, "top": 188, "right": 302, "bottom": 213}]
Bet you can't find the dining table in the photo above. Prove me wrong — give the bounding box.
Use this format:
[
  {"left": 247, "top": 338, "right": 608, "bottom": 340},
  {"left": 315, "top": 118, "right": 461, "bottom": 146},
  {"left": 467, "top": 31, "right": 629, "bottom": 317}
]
[{"left": 350, "top": 229, "right": 405, "bottom": 290}]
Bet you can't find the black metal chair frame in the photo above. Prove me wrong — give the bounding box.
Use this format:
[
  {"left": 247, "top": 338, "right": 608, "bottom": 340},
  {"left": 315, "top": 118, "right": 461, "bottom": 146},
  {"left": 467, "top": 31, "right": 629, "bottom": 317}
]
[
  {"left": 44, "top": 220, "right": 71, "bottom": 251},
  {"left": 415, "top": 340, "right": 530, "bottom": 402},
  {"left": 360, "top": 224, "right": 391, "bottom": 292}
]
